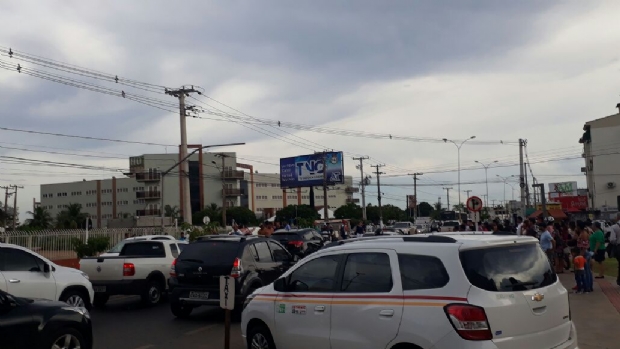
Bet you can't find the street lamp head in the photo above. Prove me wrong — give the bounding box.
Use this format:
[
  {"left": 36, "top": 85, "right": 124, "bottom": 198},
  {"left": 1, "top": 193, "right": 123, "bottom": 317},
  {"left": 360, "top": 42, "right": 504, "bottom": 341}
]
[
  {"left": 470, "top": 136, "right": 476, "bottom": 139},
  {"left": 442, "top": 138, "right": 448, "bottom": 142},
  {"left": 493, "top": 160, "right": 498, "bottom": 163},
  {"left": 475, "top": 160, "right": 480, "bottom": 163},
  {"left": 211, "top": 160, "right": 216, "bottom": 165}
]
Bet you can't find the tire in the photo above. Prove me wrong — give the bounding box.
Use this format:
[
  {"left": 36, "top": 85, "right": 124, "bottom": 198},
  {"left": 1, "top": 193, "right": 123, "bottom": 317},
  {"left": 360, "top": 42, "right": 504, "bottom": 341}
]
[
  {"left": 41, "top": 327, "right": 86, "bottom": 349},
  {"left": 171, "top": 302, "right": 193, "bottom": 318},
  {"left": 247, "top": 324, "right": 277, "bottom": 349},
  {"left": 141, "top": 280, "right": 164, "bottom": 306},
  {"left": 60, "top": 289, "right": 89, "bottom": 309},
  {"left": 93, "top": 294, "right": 109, "bottom": 308}
]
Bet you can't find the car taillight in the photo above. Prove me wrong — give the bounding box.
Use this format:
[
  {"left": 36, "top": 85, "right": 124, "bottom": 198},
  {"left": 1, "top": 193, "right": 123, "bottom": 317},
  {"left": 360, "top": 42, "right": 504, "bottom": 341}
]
[
  {"left": 123, "top": 263, "right": 135, "bottom": 277},
  {"left": 170, "top": 258, "right": 177, "bottom": 277},
  {"left": 288, "top": 241, "right": 304, "bottom": 248},
  {"left": 231, "top": 258, "right": 242, "bottom": 278},
  {"left": 444, "top": 304, "right": 492, "bottom": 341}
]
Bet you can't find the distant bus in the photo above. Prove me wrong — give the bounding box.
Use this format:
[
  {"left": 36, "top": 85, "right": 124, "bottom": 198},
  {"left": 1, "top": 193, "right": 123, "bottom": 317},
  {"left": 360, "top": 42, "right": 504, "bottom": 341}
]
[{"left": 440, "top": 211, "right": 467, "bottom": 222}]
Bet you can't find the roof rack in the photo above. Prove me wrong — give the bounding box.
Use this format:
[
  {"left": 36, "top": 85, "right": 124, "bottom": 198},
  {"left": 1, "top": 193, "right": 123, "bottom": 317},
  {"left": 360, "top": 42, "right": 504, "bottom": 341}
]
[
  {"left": 195, "top": 234, "right": 260, "bottom": 241},
  {"left": 322, "top": 234, "right": 457, "bottom": 249}
]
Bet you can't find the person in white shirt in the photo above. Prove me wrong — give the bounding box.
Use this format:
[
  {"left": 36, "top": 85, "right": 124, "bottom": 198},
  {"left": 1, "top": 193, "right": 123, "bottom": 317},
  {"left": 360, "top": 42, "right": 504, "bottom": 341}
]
[{"left": 516, "top": 216, "right": 524, "bottom": 235}]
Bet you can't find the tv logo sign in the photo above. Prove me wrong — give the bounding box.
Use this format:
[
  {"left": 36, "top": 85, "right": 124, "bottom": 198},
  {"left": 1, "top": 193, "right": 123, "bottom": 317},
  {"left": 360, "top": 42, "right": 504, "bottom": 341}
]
[{"left": 295, "top": 159, "right": 324, "bottom": 182}]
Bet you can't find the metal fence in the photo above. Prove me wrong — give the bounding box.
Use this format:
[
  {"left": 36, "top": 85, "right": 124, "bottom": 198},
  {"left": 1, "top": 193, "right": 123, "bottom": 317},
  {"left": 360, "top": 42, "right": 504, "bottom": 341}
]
[{"left": 0, "top": 227, "right": 179, "bottom": 261}]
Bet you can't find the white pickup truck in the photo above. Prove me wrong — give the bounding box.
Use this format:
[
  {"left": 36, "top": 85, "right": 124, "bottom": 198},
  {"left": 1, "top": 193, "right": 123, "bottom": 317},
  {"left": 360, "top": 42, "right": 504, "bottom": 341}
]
[{"left": 80, "top": 239, "right": 186, "bottom": 307}]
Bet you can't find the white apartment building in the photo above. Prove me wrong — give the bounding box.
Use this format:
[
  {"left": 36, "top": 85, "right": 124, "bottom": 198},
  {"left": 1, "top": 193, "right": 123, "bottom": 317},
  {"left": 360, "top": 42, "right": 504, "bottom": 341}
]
[
  {"left": 581, "top": 105, "right": 620, "bottom": 212},
  {"left": 242, "top": 172, "right": 359, "bottom": 218}
]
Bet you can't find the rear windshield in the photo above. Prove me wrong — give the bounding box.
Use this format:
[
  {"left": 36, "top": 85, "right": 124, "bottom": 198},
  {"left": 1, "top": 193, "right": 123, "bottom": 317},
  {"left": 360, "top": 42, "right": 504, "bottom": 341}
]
[
  {"left": 443, "top": 221, "right": 459, "bottom": 227},
  {"left": 121, "top": 242, "right": 165, "bottom": 257},
  {"left": 392, "top": 223, "right": 410, "bottom": 228},
  {"left": 178, "top": 241, "right": 240, "bottom": 264},
  {"left": 108, "top": 238, "right": 146, "bottom": 253},
  {"left": 272, "top": 233, "right": 302, "bottom": 240},
  {"left": 460, "top": 243, "right": 557, "bottom": 292}
]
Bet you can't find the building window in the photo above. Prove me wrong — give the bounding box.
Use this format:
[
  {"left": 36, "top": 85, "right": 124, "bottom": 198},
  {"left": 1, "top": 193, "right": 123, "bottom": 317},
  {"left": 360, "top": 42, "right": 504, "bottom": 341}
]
[
  {"left": 287, "top": 195, "right": 297, "bottom": 200},
  {"left": 329, "top": 195, "right": 336, "bottom": 198},
  {"left": 256, "top": 195, "right": 268, "bottom": 200},
  {"left": 117, "top": 188, "right": 128, "bottom": 193},
  {"left": 272, "top": 195, "right": 282, "bottom": 200},
  {"left": 57, "top": 192, "right": 68, "bottom": 197},
  {"left": 255, "top": 183, "right": 268, "bottom": 188},
  {"left": 256, "top": 208, "right": 263, "bottom": 212},
  {"left": 271, "top": 183, "right": 280, "bottom": 188}
]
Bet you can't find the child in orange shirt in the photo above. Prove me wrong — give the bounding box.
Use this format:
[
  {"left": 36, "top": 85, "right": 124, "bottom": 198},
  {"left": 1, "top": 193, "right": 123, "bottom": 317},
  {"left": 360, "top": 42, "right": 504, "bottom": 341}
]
[{"left": 572, "top": 247, "right": 586, "bottom": 294}]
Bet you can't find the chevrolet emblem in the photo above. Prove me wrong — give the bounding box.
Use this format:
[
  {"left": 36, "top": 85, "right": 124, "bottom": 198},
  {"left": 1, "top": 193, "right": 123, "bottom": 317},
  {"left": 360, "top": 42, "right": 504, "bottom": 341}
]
[
  {"left": 198, "top": 267, "right": 202, "bottom": 272},
  {"left": 96, "top": 266, "right": 101, "bottom": 273},
  {"left": 532, "top": 293, "right": 544, "bottom": 302}
]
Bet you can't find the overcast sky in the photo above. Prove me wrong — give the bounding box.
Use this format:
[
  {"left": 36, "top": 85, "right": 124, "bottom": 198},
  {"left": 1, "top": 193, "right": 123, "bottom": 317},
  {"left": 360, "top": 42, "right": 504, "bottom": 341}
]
[{"left": 1, "top": 0, "right": 620, "bottom": 221}]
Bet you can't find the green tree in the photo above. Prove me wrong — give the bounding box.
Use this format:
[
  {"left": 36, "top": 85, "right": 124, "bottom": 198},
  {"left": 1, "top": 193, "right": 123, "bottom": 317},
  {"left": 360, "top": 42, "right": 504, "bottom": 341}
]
[
  {"left": 276, "top": 205, "right": 319, "bottom": 224},
  {"left": 226, "top": 206, "right": 257, "bottom": 226},
  {"left": 334, "top": 203, "right": 362, "bottom": 219},
  {"left": 193, "top": 203, "right": 221, "bottom": 226},
  {"left": 25, "top": 207, "right": 52, "bottom": 229},
  {"left": 55, "top": 203, "right": 87, "bottom": 229},
  {"left": 416, "top": 202, "right": 433, "bottom": 217},
  {"left": 164, "top": 205, "right": 180, "bottom": 218},
  {"left": 364, "top": 204, "right": 406, "bottom": 224},
  {"left": 453, "top": 203, "right": 465, "bottom": 212}
]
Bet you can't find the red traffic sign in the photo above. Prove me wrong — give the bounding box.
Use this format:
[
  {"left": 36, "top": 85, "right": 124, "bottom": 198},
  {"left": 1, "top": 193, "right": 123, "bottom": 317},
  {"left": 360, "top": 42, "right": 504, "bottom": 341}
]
[{"left": 466, "top": 196, "right": 483, "bottom": 212}]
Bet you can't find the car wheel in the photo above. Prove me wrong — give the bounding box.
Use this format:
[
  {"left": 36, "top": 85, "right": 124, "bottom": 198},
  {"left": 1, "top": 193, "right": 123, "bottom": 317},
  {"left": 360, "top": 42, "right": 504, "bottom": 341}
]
[
  {"left": 60, "top": 289, "right": 88, "bottom": 309},
  {"left": 43, "top": 327, "right": 86, "bottom": 349},
  {"left": 93, "top": 294, "right": 109, "bottom": 308},
  {"left": 141, "top": 280, "right": 164, "bottom": 305},
  {"left": 247, "top": 324, "right": 276, "bottom": 349},
  {"left": 171, "top": 302, "right": 193, "bottom": 318}
]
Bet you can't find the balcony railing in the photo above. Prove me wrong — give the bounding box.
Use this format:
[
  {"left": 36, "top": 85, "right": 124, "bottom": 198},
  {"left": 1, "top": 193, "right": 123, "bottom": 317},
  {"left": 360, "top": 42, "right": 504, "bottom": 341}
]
[
  {"left": 135, "top": 209, "right": 161, "bottom": 216},
  {"left": 346, "top": 198, "right": 360, "bottom": 204},
  {"left": 136, "top": 191, "right": 161, "bottom": 199},
  {"left": 135, "top": 172, "right": 161, "bottom": 182},
  {"left": 345, "top": 186, "right": 360, "bottom": 193},
  {"left": 223, "top": 188, "right": 242, "bottom": 196},
  {"left": 222, "top": 170, "right": 244, "bottom": 180}
]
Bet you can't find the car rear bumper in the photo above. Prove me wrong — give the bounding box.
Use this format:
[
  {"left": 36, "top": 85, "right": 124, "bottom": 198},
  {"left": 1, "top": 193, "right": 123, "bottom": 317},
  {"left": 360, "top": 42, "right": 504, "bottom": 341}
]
[
  {"left": 430, "top": 322, "right": 578, "bottom": 349},
  {"left": 170, "top": 286, "right": 244, "bottom": 307},
  {"left": 91, "top": 280, "right": 147, "bottom": 296}
]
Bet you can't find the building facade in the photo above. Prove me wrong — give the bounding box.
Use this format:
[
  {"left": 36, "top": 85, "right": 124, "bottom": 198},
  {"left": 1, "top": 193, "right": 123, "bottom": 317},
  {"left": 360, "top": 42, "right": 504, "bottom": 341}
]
[
  {"left": 242, "top": 172, "right": 359, "bottom": 218},
  {"left": 581, "top": 106, "right": 620, "bottom": 212},
  {"left": 40, "top": 149, "right": 361, "bottom": 227}
]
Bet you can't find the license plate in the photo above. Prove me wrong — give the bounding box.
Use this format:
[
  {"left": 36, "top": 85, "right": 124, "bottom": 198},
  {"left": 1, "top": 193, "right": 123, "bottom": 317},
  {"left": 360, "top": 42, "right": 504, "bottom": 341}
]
[
  {"left": 94, "top": 286, "right": 106, "bottom": 293},
  {"left": 189, "top": 291, "right": 209, "bottom": 300}
]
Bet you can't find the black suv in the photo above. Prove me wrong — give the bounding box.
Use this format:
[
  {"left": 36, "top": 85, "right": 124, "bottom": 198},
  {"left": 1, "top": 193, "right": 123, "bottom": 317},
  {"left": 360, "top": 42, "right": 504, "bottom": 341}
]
[
  {"left": 270, "top": 229, "right": 325, "bottom": 258},
  {"left": 169, "top": 236, "right": 294, "bottom": 318}
]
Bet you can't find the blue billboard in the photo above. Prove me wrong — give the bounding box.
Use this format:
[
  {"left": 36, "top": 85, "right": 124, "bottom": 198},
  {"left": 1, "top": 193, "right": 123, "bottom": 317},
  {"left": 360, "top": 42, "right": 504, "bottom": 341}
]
[{"left": 280, "top": 152, "right": 345, "bottom": 188}]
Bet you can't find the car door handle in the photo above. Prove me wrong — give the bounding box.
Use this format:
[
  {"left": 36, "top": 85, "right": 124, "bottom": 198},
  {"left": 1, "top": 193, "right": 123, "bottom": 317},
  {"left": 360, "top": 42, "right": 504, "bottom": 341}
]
[
  {"left": 9, "top": 279, "right": 20, "bottom": 283},
  {"left": 315, "top": 305, "right": 325, "bottom": 312},
  {"left": 379, "top": 309, "right": 394, "bottom": 317}
]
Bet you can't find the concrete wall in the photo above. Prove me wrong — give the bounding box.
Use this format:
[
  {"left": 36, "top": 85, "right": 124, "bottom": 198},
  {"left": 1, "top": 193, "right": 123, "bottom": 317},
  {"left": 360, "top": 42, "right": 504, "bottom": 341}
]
[{"left": 585, "top": 112, "right": 620, "bottom": 210}]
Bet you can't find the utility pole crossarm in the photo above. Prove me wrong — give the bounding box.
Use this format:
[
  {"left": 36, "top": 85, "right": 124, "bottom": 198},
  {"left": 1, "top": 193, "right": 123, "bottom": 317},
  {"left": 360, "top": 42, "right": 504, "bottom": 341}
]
[{"left": 353, "top": 156, "right": 369, "bottom": 221}]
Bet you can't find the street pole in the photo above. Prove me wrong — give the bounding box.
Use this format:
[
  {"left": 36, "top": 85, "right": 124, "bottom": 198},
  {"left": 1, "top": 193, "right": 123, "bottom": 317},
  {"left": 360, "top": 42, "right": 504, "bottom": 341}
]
[
  {"left": 475, "top": 160, "right": 497, "bottom": 208},
  {"left": 158, "top": 143, "right": 245, "bottom": 231},
  {"left": 533, "top": 183, "right": 547, "bottom": 220},
  {"left": 221, "top": 154, "right": 227, "bottom": 227},
  {"left": 353, "top": 156, "right": 369, "bottom": 221},
  {"left": 518, "top": 139, "right": 527, "bottom": 216},
  {"left": 444, "top": 136, "right": 476, "bottom": 211},
  {"left": 373, "top": 164, "right": 385, "bottom": 227},
  {"left": 11, "top": 185, "right": 23, "bottom": 231},
  {"left": 443, "top": 187, "right": 453, "bottom": 210},
  {"left": 166, "top": 86, "right": 201, "bottom": 225},
  {"left": 408, "top": 173, "right": 423, "bottom": 220},
  {"left": 1, "top": 186, "right": 10, "bottom": 230}
]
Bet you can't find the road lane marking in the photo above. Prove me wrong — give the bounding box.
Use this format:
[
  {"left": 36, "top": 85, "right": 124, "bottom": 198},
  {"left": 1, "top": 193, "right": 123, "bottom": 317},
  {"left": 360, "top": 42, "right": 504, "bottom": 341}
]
[
  {"left": 133, "top": 345, "right": 154, "bottom": 349},
  {"left": 184, "top": 324, "right": 217, "bottom": 336}
]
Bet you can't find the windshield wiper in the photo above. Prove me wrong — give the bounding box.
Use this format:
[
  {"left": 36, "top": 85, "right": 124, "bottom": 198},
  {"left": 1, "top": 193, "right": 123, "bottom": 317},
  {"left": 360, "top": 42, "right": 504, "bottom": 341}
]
[{"left": 505, "top": 281, "right": 537, "bottom": 291}]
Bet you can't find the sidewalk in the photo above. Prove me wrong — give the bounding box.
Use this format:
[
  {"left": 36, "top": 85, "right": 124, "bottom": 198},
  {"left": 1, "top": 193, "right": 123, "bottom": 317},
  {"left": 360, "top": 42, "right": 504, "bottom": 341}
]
[{"left": 559, "top": 273, "right": 620, "bottom": 349}]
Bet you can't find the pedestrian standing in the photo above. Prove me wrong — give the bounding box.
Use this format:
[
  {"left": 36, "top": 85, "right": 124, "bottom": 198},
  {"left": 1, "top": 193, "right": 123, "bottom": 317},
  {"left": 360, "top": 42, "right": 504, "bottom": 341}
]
[
  {"left": 571, "top": 247, "right": 586, "bottom": 294},
  {"left": 540, "top": 223, "right": 556, "bottom": 266},
  {"left": 590, "top": 221, "right": 607, "bottom": 279},
  {"left": 354, "top": 221, "right": 365, "bottom": 238},
  {"left": 610, "top": 213, "right": 620, "bottom": 286}
]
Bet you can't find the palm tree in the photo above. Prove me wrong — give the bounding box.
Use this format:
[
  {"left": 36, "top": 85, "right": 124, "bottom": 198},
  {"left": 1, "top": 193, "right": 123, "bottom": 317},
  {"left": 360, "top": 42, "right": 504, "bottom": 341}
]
[
  {"left": 164, "top": 205, "right": 180, "bottom": 218},
  {"left": 26, "top": 207, "right": 52, "bottom": 229},
  {"left": 56, "top": 203, "right": 87, "bottom": 229}
]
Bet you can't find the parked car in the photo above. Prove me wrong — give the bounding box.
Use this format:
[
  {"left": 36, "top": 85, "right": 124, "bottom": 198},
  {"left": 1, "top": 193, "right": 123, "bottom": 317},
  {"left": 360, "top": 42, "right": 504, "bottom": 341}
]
[
  {"left": 169, "top": 235, "right": 295, "bottom": 318},
  {"left": 80, "top": 239, "right": 187, "bottom": 307},
  {"left": 440, "top": 220, "right": 460, "bottom": 232},
  {"left": 0, "top": 289, "right": 93, "bottom": 349},
  {"left": 392, "top": 221, "right": 415, "bottom": 234},
  {"left": 0, "top": 243, "right": 94, "bottom": 309},
  {"left": 100, "top": 234, "right": 178, "bottom": 257},
  {"left": 242, "top": 234, "right": 577, "bottom": 349},
  {"left": 270, "top": 229, "right": 325, "bottom": 258}
]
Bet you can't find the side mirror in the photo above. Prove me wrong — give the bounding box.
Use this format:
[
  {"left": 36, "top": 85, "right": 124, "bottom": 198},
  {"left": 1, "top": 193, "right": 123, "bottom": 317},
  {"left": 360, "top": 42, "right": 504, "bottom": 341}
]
[
  {"left": 43, "top": 263, "right": 51, "bottom": 273},
  {"left": 273, "top": 277, "right": 287, "bottom": 292}
]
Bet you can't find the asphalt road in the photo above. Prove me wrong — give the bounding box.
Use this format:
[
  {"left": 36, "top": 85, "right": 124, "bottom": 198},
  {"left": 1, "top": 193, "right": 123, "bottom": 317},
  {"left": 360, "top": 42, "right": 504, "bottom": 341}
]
[{"left": 91, "top": 296, "right": 246, "bottom": 349}]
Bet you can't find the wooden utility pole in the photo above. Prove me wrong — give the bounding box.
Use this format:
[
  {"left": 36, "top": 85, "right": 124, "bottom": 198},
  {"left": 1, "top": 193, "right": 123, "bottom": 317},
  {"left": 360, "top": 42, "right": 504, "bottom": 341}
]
[
  {"left": 443, "top": 187, "right": 453, "bottom": 210},
  {"left": 1, "top": 186, "right": 10, "bottom": 230},
  {"left": 220, "top": 154, "right": 228, "bottom": 227},
  {"left": 10, "top": 185, "right": 23, "bottom": 230},
  {"left": 322, "top": 152, "right": 329, "bottom": 225},
  {"left": 166, "top": 86, "right": 201, "bottom": 225},
  {"left": 353, "top": 156, "right": 369, "bottom": 220},
  {"left": 373, "top": 164, "right": 385, "bottom": 227},
  {"left": 408, "top": 173, "right": 423, "bottom": 219}
]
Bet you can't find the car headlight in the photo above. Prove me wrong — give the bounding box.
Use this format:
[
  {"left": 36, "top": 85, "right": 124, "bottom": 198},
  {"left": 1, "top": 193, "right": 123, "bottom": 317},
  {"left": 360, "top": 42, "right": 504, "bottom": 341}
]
[{"left": 79, "top": 271, "right": 90, "bottom": 280}]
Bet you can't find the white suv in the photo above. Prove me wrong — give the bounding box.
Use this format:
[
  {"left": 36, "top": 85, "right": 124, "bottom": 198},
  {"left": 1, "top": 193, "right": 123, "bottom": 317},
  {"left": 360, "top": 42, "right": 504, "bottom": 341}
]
[
  {"left": 241, "top": 233, "right": 578, "bottom": 349},
  {"left": 0, "top": 243, "right": 94, "bottom": 309}
]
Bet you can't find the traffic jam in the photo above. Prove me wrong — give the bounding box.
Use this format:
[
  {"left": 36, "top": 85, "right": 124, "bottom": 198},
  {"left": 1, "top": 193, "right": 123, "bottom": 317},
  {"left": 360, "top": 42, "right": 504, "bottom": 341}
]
[{"left": 0, "top": 222, "right": 579, "bottom": 349}]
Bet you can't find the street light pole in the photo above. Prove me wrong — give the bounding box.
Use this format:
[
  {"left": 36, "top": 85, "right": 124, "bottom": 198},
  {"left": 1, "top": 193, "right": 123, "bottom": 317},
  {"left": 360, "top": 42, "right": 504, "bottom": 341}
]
[
  {"left": 159, "top": 142, "right": 245, "bottom": 231},
  {"left": 475, "top": 160, "right": 497, "bottom": 207},
  {"left": 444, "top": 136, "right": 476, "bottom": 211}
]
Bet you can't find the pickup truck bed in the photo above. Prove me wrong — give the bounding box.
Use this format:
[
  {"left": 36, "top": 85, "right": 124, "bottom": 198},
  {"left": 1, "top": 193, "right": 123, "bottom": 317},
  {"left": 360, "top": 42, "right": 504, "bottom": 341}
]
[{"left": 80, "top": 240, "right": 185, "bottom": 307}]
